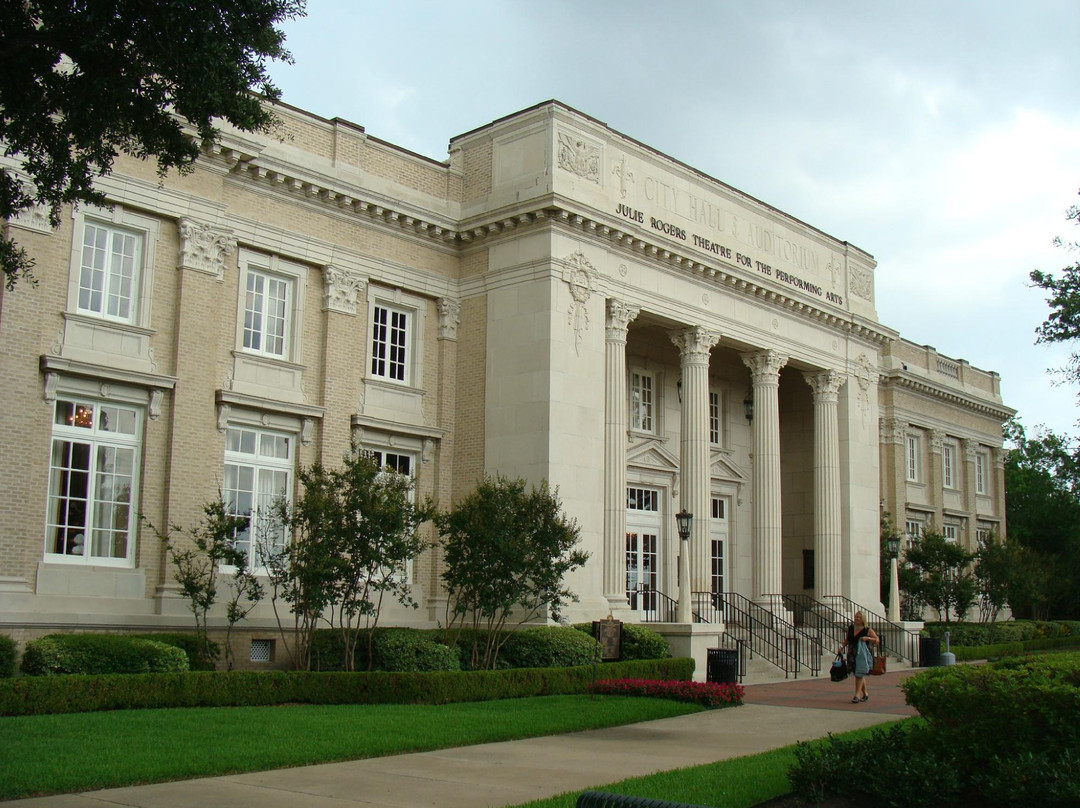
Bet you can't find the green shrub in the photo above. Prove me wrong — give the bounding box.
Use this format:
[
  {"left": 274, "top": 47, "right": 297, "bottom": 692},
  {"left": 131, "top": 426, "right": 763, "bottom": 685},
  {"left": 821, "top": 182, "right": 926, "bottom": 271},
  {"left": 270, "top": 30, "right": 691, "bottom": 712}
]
[
  {"left": 20, "top": 634, "right": 189, "bottom": 676},
  {"left": 619, "top": 623, "right": 670, "bottom": 660},
  {"left": 373, "top": 628, "right": 461, "bottom": 672},
  {"left": 498, "top": 626, "right": 600, "bottom": 669},
  {"left": 792, "top": 656, "right": 1080, "bottom": 807},
  {"left": 310, "top": 628, "right": 460, "bottom": 672},
  {"left": 0, "top": 657, "right": 695, "bottom": 716},
  {"left": 131, "top": 633, "right": 217, "bottom": 671},
  {"left": 0, "top": 635, "right": 16, "bottom": 678}
]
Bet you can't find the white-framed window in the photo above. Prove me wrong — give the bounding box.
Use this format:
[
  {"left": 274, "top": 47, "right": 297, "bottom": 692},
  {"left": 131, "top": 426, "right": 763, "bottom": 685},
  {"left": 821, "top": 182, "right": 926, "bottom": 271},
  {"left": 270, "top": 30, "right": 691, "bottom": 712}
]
[
  {"left": 710, "top": 496, "right": 728, "bottom": 595},
  {"left": 976, "top": 527, "right": 993, "bottom": 545},
  {"left": 631, "top": 371, "right": 655, "bottom": 433},
  {"left": 942, "top": 443, "right": 956, "bottom": 489},
  {"left": 943, "top": 524, "right": 959, "bottom": 543},
  {"left": 67, "top": 205, "right": 158, "bottom": 327},
  {"left": 906, "top": 435, "right": 919, "bottom": 482},
  {"left": 368, "top": 449, "right": 413, "bottom": 477},
  {"left": 975, "top": 452, "right": 988, "bottom": 495},
  {"left": 223, "top": 425, "right": 294, "bottom": 567},
  {"left": 905, "top": 519, "right": 923, "bottom": 548},
  {"left": 709, "top": 390, "right": 722, "bottom": 445},
  {"left": 236, "top": 250, "right": 305, "bottom": 363},
  {"left": 370, "top": 304, "right": 410, "bottom": 383},
  {"left": 243, "top": 269, "right": 291, "bottom": 357},
  {"left": 45, "top": 399, "right": 142, "bottom": 566}
]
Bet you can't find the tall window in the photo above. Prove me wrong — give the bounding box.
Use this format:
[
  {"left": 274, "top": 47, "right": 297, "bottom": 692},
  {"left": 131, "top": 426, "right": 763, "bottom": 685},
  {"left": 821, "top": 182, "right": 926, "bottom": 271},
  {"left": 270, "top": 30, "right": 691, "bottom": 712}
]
[
  {"left": 709, "top": 391, "right": 722, "bottom": 445},
  {"left": 78, "top": 222, "right": 142, "bottom": 323},
  {"left": 243, "top": 269, "right": 291, "bottom": 357},
  {"left": 370, "top": 304, "right": 410, "bottom": 383},
  {"left": 942, "top": 444, "right": 956, "bottom": 489},
  {"left": 975, "top": 452, "right": 987, "bottom": 494},
  {"left": 46, "top": 400, "right": 141, "bottom": 565},
  {"left": 943, "top": 524, "right": 958, "bottom": 543},
  {"left": 710, "top": 497, "right": 726, "bottom": 596},
  {"left": 223, "top": 426, "right": 293, "bottom": 567},
  {"left": 906, "top": 435, "right": 919, "bottom": 482},
  {"left": 631, "top": 372, "right": 654, "bottom": 432},
  {"left": 905, "top": 520, "right": 923, "bottom": 547}
]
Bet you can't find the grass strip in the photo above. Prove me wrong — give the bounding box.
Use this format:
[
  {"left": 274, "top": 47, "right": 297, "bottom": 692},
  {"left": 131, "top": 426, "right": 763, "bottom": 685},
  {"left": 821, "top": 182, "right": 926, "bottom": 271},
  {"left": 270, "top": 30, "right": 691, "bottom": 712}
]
[
  {"left": 0, "top": 695, "right": 701, "bottom": 800},
  {"left": 513, "top": 720, "right": 912, "bottom": 808}
]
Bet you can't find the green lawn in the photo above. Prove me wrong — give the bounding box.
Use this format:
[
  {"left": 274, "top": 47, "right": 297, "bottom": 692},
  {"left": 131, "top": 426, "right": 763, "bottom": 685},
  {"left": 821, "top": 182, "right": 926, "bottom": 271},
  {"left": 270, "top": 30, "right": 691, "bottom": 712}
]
[
  {"left": 0, "top": 695, "right": 702, "bottom": 800},
  {"left": 512, "top": 720, "right": 910, "bottom": 808}
]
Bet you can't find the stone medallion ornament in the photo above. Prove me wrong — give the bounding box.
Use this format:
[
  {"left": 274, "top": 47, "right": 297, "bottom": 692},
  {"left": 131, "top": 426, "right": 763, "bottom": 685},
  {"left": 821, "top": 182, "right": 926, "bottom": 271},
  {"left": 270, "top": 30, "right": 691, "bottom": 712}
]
[{"left": 564, "top": 251, "right": 599, "bottom": 354}]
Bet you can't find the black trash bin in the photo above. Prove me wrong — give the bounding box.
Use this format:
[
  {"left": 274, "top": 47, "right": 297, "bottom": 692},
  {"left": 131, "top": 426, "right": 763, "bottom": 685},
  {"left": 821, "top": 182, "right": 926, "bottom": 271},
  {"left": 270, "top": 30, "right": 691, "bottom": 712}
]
[
  {"left": 919, "top": 636, "right": 941, "bottom": 667},
  {"left": 706, "top": 648, "right": 739, "bottom": 684}
]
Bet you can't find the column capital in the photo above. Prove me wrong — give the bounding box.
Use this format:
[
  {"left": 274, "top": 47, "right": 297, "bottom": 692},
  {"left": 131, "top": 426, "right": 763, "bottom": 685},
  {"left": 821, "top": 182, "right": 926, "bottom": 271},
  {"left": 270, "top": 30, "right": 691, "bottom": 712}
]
[
  {"left": 803, "top": 370, "right": 846, "bottom": 402},
  {"left": 323, "top": 265, "right": 367, "bottom": 315},
  {"left": 178, "top": 218, "right": 236, "bottom": 278},
  {"left": 962, "top": 438, "right": 979, "bottom": 461},
  {"left": 670, "top": 326, "right": 720, "bottom": 364},
  {"left": 606, "top": 299, "right": 640, "bottom": 341},
  {"left": 437, "top": 297, "right": 462, "bottom": 340},
  {"left": 879, "top": 417, "right": 907, "bottom": 445},
  {"left": 929, "top": 429, "right": 945, "bottom": 453},
  {"left": 741, "top": 349, "right": 789, "bottom": 383}
]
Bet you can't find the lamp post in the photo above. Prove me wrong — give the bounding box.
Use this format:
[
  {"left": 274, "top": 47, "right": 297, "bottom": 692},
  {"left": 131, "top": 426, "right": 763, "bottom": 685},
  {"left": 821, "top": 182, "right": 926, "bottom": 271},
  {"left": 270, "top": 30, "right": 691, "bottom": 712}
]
[
  {"left": 887, "top": 534, "right": 902, "bottom": 623},
  {"left": 676, "top": 510, "right": 693, "bottom": 623}
]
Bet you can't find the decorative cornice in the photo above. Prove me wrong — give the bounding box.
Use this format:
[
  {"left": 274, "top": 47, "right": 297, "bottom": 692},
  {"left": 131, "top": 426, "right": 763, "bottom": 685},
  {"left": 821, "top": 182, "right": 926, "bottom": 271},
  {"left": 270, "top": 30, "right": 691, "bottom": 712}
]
[
  {"left": 199, "top": 143, "right": 894, "bottom": 346},
  {"left": 880, "top": 373, "right": 1015, "bottom": 421}
]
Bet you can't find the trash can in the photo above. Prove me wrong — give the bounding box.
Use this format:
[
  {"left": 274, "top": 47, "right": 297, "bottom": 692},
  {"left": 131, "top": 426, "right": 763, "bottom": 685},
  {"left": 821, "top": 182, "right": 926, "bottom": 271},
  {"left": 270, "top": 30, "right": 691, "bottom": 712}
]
[
  {"left": 706, "top": 648, "right": 738, "bottom": 684},
  {"left": 919, "top": 636, "right": 941, "bottom": 667}
]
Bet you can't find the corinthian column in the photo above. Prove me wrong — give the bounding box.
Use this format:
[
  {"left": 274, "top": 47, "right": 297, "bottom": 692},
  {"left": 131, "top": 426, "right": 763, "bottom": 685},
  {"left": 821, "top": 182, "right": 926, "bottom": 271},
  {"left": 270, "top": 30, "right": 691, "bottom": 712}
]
[
  {"left": 671, "top": 327, "right": 721, "bottom": 622},
  {"left": 604, "top": 300, "right": 639, "bottom": 613},
  {"left": 741, "top": 349, "right": 789, "bottom": 608},
  {"left": 804, "top": 370, "right": 846, "bottom": 599}
]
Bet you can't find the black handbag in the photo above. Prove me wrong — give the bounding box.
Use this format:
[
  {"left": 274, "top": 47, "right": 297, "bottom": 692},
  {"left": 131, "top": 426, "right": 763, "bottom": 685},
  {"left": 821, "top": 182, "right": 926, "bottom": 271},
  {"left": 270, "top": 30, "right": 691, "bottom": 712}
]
[{"left": 830, "top": 652, "right": 849, "bottom": 682}]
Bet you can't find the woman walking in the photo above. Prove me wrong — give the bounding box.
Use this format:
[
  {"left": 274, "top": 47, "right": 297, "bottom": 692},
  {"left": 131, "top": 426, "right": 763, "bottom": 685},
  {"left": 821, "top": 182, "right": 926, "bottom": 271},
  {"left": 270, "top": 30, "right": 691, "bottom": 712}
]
[{"left": 838, "top": 611, "right": 878, "bottom": 703}]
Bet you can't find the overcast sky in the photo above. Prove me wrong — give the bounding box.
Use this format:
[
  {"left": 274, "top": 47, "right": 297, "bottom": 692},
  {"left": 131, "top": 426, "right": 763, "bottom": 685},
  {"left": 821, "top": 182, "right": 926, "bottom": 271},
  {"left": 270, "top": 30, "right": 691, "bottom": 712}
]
[{"left": 267, "top": 0, "right": 1080, "bottom": 438}]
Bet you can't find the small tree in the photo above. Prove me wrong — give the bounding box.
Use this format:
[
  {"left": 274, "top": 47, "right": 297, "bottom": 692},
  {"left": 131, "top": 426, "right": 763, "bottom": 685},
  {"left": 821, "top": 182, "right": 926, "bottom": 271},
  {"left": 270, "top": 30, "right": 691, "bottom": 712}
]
[
  {"left": 146, "top": 499, "right": 261, "bottom": 669},
  {"left": 973, "top": 532, "right": 1013, "bottom": 637},
  {"left": 435, "top": 475, "right": 588, "bottom": 669},
  {"left": 267, "top": 448, "right": 432, "bottom": 671},
  {"left": 902, "top": 530, "right": 976, "bottom": 624}
]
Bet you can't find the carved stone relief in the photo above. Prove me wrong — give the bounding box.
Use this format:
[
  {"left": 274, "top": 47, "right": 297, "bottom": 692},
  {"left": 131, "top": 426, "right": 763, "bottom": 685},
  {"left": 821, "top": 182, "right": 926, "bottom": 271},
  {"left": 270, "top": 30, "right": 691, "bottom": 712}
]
[
  {"left": 611, "top": 154, "right": 634, "bottom": 198},
  {"left": 557, "top": 130, "right": 601, "bottom": 184},
  {"left": 849, "top": 264, "right": 873, "bottom": 302}
]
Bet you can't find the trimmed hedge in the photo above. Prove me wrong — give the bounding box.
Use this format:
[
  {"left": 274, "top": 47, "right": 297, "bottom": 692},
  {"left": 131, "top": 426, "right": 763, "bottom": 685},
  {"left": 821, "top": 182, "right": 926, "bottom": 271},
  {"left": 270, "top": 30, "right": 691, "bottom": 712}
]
[
  {"left": 952, "top": 634, "right": 1080, "bottom": 661},
  {"left": 21, "top": 634, "right": 189, "bottom": 676},
  {"left": 922, "top": 619, "right": 1080, "bottom": 647},
  {"left": 0, "top": 657, "right": 695, "bottom": 716},
  {"left": 0, "top": 635, "right": 16, "bottom": 678},
  {"left": 310, "top": 628, "right": 461, "bottom": 672}
]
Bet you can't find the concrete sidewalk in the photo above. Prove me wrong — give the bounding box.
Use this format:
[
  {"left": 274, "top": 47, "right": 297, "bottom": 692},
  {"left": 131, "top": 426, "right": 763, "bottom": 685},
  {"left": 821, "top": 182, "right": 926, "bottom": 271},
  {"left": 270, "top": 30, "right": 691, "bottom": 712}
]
[{"left": 8, "top": 669, "right": 919, "bottom": 808}]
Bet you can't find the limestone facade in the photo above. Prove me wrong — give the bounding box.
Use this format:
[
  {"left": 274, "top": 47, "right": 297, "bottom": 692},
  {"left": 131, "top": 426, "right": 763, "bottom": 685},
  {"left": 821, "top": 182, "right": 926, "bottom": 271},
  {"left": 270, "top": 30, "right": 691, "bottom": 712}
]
[{"left": 0, "top": 101, "right": 1012, "bottom": 665}]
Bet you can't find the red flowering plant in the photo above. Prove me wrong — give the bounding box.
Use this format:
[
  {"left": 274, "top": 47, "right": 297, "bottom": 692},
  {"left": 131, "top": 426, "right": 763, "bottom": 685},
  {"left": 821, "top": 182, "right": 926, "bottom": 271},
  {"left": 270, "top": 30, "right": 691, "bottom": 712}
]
[{"left": 587, "top": 678, "right": 744, "bottom": 709}]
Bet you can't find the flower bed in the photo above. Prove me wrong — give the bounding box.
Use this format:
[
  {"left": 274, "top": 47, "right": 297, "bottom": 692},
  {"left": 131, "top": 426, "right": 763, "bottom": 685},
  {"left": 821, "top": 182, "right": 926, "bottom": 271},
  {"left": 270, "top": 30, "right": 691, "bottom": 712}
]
[{"left": 588, "top": 677, "right": 744, "bottom": 709}]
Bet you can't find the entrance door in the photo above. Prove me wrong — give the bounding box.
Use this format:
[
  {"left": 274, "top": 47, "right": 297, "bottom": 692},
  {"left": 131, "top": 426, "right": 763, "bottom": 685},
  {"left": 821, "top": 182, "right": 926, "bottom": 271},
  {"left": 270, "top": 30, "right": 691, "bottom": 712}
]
[
  {"left": 710, "top": 496, "right": 729, "bottom": 604},
  {"left": 626, "top": 486, "right": 661, "bottom": 619}
]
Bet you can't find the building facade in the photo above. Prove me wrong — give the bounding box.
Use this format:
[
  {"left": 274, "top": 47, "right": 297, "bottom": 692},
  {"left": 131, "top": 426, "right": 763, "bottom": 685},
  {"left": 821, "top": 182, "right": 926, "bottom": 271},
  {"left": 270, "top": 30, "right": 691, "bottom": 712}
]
[{"left": 0, "top": 101, "right": 1011, "bottom": 665}]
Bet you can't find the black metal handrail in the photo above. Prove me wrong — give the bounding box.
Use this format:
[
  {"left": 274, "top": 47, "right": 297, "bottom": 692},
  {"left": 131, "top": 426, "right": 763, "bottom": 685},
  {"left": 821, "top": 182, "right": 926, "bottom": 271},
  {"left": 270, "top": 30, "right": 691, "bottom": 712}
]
[
  {"left": 782, "top": 593, "right": 848, "bottom": 658},
  {"left": 820, "top": 594, "right": 920, "bottom": 664},
  {"left": 693, "top": 591, "right": 818, "bottom": 678}
]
